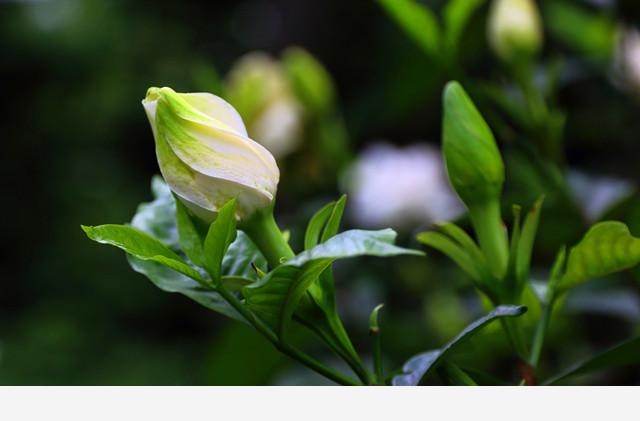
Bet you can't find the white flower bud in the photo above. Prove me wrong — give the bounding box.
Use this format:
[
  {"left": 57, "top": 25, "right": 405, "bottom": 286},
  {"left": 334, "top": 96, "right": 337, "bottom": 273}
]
[
  {"left": 488, "top": 0, "right": 543, "bottom": 62},
  {"left": 142, "top": 87, "right": 280, "bottom": 222}
]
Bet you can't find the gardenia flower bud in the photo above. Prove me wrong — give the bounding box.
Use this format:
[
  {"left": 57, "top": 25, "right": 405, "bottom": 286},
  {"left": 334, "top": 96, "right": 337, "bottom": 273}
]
[
  {"left": 442, "top": 82, "right": 504, "bottom": 207},
  {"left": 142, "top": 87, "right": 280, "bottom": 222},
  {"left": 487, "top": 0, "right": 542, "bottom": 62},
  {"left": 442, "top": 81, "right": 508, "bottom": 277}
]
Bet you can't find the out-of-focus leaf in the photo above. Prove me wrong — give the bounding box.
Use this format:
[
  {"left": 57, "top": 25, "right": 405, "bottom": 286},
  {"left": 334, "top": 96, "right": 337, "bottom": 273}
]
[
  {"left": 544, "top": 1, "right": 617, "bottom": 60},
  {"left": 128, "top": 256, "right": 242, "bottom": 321},
  {"left": 417, "top": 231, "right": 483, "bottom": 283},
  {"left": 82, "top": 224, "right": 205, "bottom": 283},
  {"left": 369, "top": 303, "right": 384, "bottom": 333},
  {"left": 556, "top": 222, "right": 640, "bottom": 292},
  {"left": 377, "top": 0, "right": 440, "bottom": 57},
  {"left": 282, "top": 47, "right": 335, "bottom": 115},
  {"left": 544, "top": 337, "right": 640, "bottom": 385},
  {"left": 443, "top": 0, "right": 484, "bottom": 51},
  {"left": 392, "top": 305, "right": 527, "bottom": 386},
  {"left": 203, "top": 199, "right": 237, "bottom": 283},
  {"left": 516, "top": 197, "right": 543, "bottom": 285}
]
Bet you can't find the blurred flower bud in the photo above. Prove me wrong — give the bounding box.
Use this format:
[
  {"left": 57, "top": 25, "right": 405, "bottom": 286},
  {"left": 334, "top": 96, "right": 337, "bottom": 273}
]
[
  {"left": 344, "top": 142, "right": 463, "bottom": 230},
  {"left": 142, "top": 87, "right": 279, "bottom": 222},
  {"left": 282, "top": 47, "right": 335, "bottom": 116},
  {"left": 487, "top": 0, "right": 543, "bottom": 62},
  {"left": 442, "top": 81, "right": 504, "bottom": 207},
  {"left": 614, "top": 28, "right": 640, "bottom": 95},
  {"left": 226, "top": 52, "right": 303, "bottom": 158}
]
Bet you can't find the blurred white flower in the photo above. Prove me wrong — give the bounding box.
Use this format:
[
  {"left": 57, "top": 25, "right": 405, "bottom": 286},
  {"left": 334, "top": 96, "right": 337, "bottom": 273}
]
[
  {"left": 226, "top": 52, "right": 303, "bottom": 159},
  {"left": 344, "top": 142, "right": 463, "bottom": 229},
  {"left": 613, "top": 27, "right": 640, "bottom": 95},
  {"left": 568, "top": 170, "right": 634, "bottom": 222}
]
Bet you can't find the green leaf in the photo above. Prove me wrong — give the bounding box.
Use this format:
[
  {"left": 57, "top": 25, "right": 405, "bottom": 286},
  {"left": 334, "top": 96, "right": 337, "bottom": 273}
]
[
  {"left": 220, "top": 275, "right": 254, "bottom": 292},
  {"left": 507, "top": 205, "right": 522, "bottom": 282},
  {"left": 303, "top": 195, "right": 347, "bottom": 250},
  {"left": 222, "top": 231, "right": 267, "bottom": 281},
  {"left": 243, "top": 259, "right": 334, "bottom": 338},
  {"left": 392, "top": 305, "right": 527, "bottom": 386},
  {"left": 443, "top": 0, "right": 484, "bottom": 51},
  {"left": 544, "top": 1, "right": 617, "bottom": 60},
  {"left": 128, "top": 255, "right": 242, "bottom": 321},
  {"left": 377, "top": 0, "right": 440, "bottom": 57},
  {"left": 515, "top": 197, "right": 543, "bottom": 285},
  {"left": 303, "top": 196, "right": 361, "bottom": 370},
  {"left": 175, "top": 198, "right": 206, "bottom": 267},
  {"left": 203, "top": 199, "right": 238, "bottom": 283},
  {"left": 417, "top": 231, "right": 483, "bottom": 283},
  {"left": 289, "top": 229, "right": 423, "bottom": 267},
  {"left": 245, "top": 229, "right": 421, "bottom": 339},
  {"left": 556, "top": 222, "right": 640, "bottom": 292},
  {"left": 131, "top": 175, "right": 179, "bottom": 250},
  {"left": 544, "top": 337, "right": 640, "bottom": 385},
  {"left": 82, "top": 224, "right": 205, "bottom": 283},
  {"left": 320, "top": 195, "right": 347, "bottom": 242},
  {"left": 304, "top": 201, "right": 336, "bottom": 250}
]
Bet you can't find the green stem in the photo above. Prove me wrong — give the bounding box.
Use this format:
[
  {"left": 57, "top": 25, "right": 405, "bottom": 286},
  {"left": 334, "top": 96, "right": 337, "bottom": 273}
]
[
  {"left": 500, "top": 317, "right": 528, "bottom": 360},
  {"left": 216, "top": 285, "right": 359, "bottom": 386},
  {"left": 469, "top": 200, "right": 509, "bottom": 279},
  {"left": 295, "top": 314, "right": 373, "bottom": 385},
  {"left": 240, "top": 208, "right": 295, "bottom": 269},
  {"left": 529, "top": 298, "right": 554, "bottom": 368},
  {"left": 371, "top": 328, "right": 384, "bottom": 384}
]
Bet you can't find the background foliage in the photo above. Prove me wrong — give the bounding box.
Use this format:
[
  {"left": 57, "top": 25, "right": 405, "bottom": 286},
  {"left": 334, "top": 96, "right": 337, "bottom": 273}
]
[{"left": 2, "top": 0, "right": 640, "bottom": 385}]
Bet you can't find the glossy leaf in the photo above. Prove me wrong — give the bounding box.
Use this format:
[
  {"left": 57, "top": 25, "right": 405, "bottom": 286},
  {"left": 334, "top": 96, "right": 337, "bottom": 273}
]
[
  {"left": 544, "top": 337, "right": 640, "bottom": 385},
  {"left": 244, "top": 260, "right": 333, "bottom": 337},
  {"left": 392, "top": 305, "right": 527, "bottom": 386},
  {"left": 289, "top": 229, "right": 423, "bottom": 267},
  {"left": 82, "top": 224, "right": 205, "bottom": 283},
  {"left": 245, "top": 229, "right": 421, "bottom": 338},
  {"left": 222, "top": 231, "right": 267, "bottom": 281},
  {"left": 377, "top": 0, "right": 440, "bottom": 57},
  {"left": 131, "top": 176, "right": 179, "bottom": 250},
  {"left": 203, "top": 199, "right": 238, "bottom": 283},
  {"left": 556, "top": 222, "right": 640, "bottom": 292}
]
